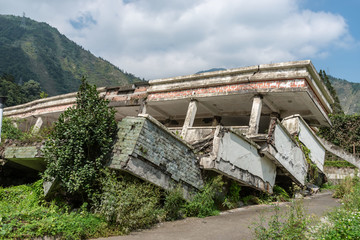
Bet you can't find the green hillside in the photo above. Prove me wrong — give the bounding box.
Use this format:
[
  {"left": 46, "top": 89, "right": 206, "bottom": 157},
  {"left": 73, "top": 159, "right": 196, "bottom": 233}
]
[
  {"left": 0, "top": 15, "right": 141, "bottom": 97},
  {"left": 329, "top": 75, "right": 360, "bottom": 114}
]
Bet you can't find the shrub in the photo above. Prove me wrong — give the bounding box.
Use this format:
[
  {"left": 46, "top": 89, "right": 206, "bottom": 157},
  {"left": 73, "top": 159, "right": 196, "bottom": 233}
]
[
  {"left": 333, "top": 176, "right": 355, "bottom": 199},
  {"left": 1, "top": 117, "right": 23, "bottom": 141},
  {"left": 184, "top": 175, "right": 224, "bottom": 217},
  {"left": 252, "top": 200, "right": 310, "bottom": 240},
  {"left": 94, "top": 170, "right": 163, "bottom": 234},
  {"left": 42, "top": 78, "right": 117, "bottom": 201},
  {"left": 222, "top": 181, "right": 241, "bottom": 209},
  {"left": 163, "top": 186, "right": 186, "bottom": 221},
  {"left": 273, "top": 185, "right": 290, "bottom": 202}
]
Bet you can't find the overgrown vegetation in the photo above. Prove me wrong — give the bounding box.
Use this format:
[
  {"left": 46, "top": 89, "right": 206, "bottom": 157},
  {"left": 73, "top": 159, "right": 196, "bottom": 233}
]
[
  {"left": 319, "top": 114, "right": 360, "bottom": 155},
  {"left": 295, "top": 136, "right": 319, "bottom": 183},
  {"left": 324, "top": 159, "right": 357, "bottom": 168},
  {"left": 42, "top": 77, "right": 117, "bottom": 202},
  {"left": 0, "top": 73, "right": 42, "bottom": 107},
  {"left": 183, "top": 175, "right": 224, "bottom": 217},
  {"left": 0, "top": 180, "right": 117, "bottom": 239},
  {"left": 252, "top": 176, "right": 360, "bottom": 239},
  {"left": 94, "top": 170, "right": 163, "bottom": 234},
  {"left": 319, "top": 70, "right": 343, "bottom": 114},
  {"left": 1, "top": 117, "right": 53, "bottom": 144},
  {"left": 252, "top": 200, "right": 310, "bottom": 240}
]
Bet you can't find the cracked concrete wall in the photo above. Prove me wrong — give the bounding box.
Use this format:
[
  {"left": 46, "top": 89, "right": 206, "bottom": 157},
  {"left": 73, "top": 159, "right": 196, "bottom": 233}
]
[
  {"left": 108, "top": 115, "right": 204, "bottom": 198},
  {"left": 282, "top": 115, "right": 325, "bottom": 172},
  {"left": 216, "top": 130, "right": 276, "bottom": 192},
  {"left": 270, "top": 123, "right": 308, "bottom": 185},
  {"left": 199, "top": 127, "right": 276, "bottom": 193}
]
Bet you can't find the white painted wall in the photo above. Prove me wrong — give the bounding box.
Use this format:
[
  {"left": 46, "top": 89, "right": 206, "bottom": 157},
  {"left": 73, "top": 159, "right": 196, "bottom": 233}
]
[
  {"left": 282, "top": 115, "right": 326, "bottom": 172},
  {"left": 273, "top": 124, "right": 308, "bottom": 185},
  {"left": 217, "top": 131, "right": 277, "bottom": 187},
  {"left": 298, "top": 120, "right": 325, "bottom": 172}
]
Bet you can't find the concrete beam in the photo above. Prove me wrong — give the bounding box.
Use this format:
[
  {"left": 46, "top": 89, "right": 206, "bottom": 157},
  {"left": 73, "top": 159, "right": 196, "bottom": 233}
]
[
  {"left": 32, "top": 117, "right": 43, "bottom": 134},
  {"left": 181, "top": 100, "right": 198, "bottom": 139},
  {"left": 149, "top": 105, "right": 169, "bottom": 118},
  {"left": 318, "top": 137, "right": 360, "bottom": 169},
  {"left": 248, "top": 95, "right": 263, "bottom": 134},
  {"left": 263, "top": 97, "right": 279, "bottom": 114},
  {"left": 199, "top": 101, "right": 220, "bottom": 116}
]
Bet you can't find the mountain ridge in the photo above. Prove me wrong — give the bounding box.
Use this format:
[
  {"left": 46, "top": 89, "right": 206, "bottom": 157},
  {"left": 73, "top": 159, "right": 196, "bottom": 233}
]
[
  {"left": 329, "top": 75, "right": 360, "bottom": 114},
  {"left": 0, "top": 14, "right": 141, "bottom": 96}
]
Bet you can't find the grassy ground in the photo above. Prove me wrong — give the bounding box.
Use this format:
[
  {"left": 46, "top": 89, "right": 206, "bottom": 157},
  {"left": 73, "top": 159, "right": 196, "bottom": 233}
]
[{"left": 0, "top": 180, "right": 119, "bottom": 239}]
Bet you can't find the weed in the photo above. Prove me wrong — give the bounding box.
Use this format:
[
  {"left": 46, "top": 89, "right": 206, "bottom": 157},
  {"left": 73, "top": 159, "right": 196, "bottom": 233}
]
[
  {"left": 163, "top": 186, "right": 186, "bottom": 221},
  {"left": 94, "top": 170, "right": 163, "bottom": 234},
  {"left": 332, "top": 176, "right": 355, "bottom": 198},
  {"left": 222, "top": 181, "right": 241, "bottom": 209},
  {"left": 184, "top": 175, "right": 224, "bottom": 217},
  {"left": 0, "top": 180, "right": 113, "bottom": 239},
  {"left": 252, "top": 200, "right": 310, "bottom": 240}
]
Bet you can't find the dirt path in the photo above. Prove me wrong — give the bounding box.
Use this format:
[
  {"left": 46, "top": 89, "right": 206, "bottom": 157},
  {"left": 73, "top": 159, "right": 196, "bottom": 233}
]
[{"left": 96, "top": 191, "right": 340, "bottom": 240}]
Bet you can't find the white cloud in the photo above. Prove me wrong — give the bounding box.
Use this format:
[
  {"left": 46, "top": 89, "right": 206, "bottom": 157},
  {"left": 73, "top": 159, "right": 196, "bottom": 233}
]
[{"left": 0, "top": 0, "right": 354, "bottom": 80}]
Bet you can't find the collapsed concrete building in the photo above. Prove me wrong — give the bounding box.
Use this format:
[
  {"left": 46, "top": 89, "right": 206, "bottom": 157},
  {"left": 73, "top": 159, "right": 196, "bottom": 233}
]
[{"left": 2, "top": 60, "right": 346, "bottom": 195}]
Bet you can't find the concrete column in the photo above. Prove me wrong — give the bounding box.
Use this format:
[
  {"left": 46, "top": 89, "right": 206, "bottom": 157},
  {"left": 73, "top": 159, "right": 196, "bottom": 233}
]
[
  {"left": 248, "top": 95, "right": 263, "bottom": 134},
  {"left": 0, "top": 96, "right": 7, "bottom": 143},
  {"left": 140, "top": 100, "right": 147, "bottom": 114},
  {"left": 32, "top": 117, "right": 43, "bottom": 134},
  {"left": 181, "top": 100, "right": 198, "bottom": 139}
]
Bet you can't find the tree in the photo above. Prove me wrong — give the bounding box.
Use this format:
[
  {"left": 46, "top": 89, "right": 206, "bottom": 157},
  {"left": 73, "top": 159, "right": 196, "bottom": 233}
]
[
  {"left": 43, "top": 78, "right": 117, "bottom": 200},
  {"left": 319, "top": 70, "right": 343, "bottom": 114}
]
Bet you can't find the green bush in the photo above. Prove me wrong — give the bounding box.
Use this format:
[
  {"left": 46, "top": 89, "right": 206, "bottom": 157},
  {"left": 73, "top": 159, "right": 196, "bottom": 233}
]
[
  {"left": 273, "top": 185, "right": 290, "bottom": 202},
  {"left": 332, "top": 176, "right": 355, "bottom": 199},
  {"left": 163, "top": 186, "right": 186, "bottom": 221},
  {"left": 42, "top": 78, "right": 117, "bottom": 201},
  {"left": 94, "top": 170, "right": 163, "bottom": 234},
  {"left": 222, "top": 181, "right": 241, "bottom": 209},
  {"left": 184, "top": 175, "right": 224, "bottom": 217},
  {"left": 252, "top": 200, "right": 310, "bottom": 240},
  {"left": 1, "top": 117, "right": 23, "bottom": 141}
]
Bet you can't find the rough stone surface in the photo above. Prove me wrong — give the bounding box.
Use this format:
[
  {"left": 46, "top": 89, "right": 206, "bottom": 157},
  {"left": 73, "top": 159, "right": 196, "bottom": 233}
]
[
  {"left": 108, "top": 115, "right": 204, "bottom": 196},
  {"left": 324, "top": 166, "right": 360, "bottom": 184},
  {"left": 4, "top": 145, "right": 45, "bottom": 171}
]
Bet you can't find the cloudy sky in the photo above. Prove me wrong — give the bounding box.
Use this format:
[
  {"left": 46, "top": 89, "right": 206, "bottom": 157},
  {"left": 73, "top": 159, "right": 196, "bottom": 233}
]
[{"left": 0, "top": 0, "right": 359, "bottom": 82}]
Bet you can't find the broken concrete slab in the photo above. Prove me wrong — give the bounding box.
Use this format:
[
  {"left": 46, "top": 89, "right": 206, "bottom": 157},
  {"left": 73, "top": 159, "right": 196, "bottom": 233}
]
[
  {"left": 282, "top": 115, "right": 326, "bottom": 172},
  {"left": 197, "top": 126, "right": 276, "bottom": 193},
  {"left": 108, "top": 114, "right": 204, "bottom": 199},
  {"left": 4, "top": 145, "right": 45, "bottom": 171}
]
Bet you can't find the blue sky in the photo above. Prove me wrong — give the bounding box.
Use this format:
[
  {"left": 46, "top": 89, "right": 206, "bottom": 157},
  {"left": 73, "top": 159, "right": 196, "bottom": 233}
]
[
  {"left": 0, "top": 0, "right": 359, "bottom": 82},
  {"left": 301, "top": 0, "right": 360, "bottom": 82}
]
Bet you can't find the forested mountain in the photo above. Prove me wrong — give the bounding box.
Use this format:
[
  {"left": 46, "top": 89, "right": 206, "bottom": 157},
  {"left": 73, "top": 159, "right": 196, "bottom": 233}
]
[
  {"left": 329, "top": 76, "right": 360, "bottom": 115},
  {"left": 0, "top": 15, "right": 141, "bottom": 98}
]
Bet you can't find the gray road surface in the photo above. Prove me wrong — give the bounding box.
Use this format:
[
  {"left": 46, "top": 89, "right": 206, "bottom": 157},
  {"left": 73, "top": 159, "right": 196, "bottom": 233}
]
[{"left": 95, "top": 191, "right": 340, "bottom": 240}]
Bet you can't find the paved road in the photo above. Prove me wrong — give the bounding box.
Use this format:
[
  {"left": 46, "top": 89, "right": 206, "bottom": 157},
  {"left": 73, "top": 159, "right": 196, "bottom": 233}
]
[{"left": 96, "top": 191, "right": 340, "bottom": 240}]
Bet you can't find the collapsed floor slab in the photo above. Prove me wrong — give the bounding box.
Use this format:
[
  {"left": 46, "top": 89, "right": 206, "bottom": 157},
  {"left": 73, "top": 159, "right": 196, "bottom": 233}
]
[{"left": 108, "top": 114, "right": 204, "bottom": 199}]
